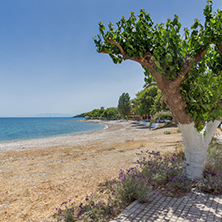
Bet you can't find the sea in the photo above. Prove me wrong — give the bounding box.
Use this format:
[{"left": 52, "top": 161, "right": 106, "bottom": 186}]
[{"left": 0, "top": 117, "right": 105, "bottom": 143}]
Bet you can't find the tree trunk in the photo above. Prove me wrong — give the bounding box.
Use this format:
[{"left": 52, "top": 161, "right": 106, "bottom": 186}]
[{"left": 178, "top": 121, "right": 220, "bottom": 179}]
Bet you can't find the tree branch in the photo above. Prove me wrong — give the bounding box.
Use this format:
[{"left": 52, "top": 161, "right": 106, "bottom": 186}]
[
  {"left": 103, "top": 39, "right": 155, "bottom": 71},
  {"left": 105, "top": 38, "right": 126, "bottom": 60},
  {"left": 175, "top": 49, "right": 208, "bottom": 86},
  {"left": 129, "top": 56, "right": 153, "bottom": 70},
  {"left": 193, "top": 49, "right": 207, "bottom": 63}
]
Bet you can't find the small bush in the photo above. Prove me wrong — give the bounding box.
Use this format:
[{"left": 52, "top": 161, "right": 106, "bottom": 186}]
[
  {"left": 196, "top": 173, "right": 222, "bottom": 195},
  {"left": 53, "top": 200, "right": 76, "bottom": 222},
  {"left": 53, "top": 140, "right": 222, "bottom": 222},
  {"left": 169, "top": 174, "right": 193, "bottom": 192},
  {"left": 110, "top": 167, "right": 152, "bottom": 204},
  {"left": 53, "top": 191, "right": 119, "bottom": 222},
  {"left": 174, "top": 142, "right": 185, "bottom": 160},
  {"left": 205, "top": 138, "right": 222, "bottom": 175},
  {"left": 136, "top": 151, "right": 185, "bottom": 187},
  {"left": 77, "top": 191, "right": 118, "bottom": 221},
  {"left": 176, "top": 129, "right": 181, "bottom": 133},
  {"left": 164, "top": 131, "right": 171, "bottom": 134}
]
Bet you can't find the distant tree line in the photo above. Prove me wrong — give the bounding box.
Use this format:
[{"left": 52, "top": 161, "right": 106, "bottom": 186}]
[
  {"left": 73, "top": 113, "right": 85, "bottom": 118},
  {"left": 84, "top": 86, "right": 170, "bottom": 120},
  {"left": 85, "top": 106, "right": 119, "bottom": 120}
]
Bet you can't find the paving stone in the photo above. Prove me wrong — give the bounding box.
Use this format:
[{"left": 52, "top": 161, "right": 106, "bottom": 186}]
[{"left": 111, "top": 190, "right": 222, "bottom": 222}]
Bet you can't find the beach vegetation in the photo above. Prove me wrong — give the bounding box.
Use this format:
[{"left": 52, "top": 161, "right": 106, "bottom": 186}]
[
  {"left": 132, "top": 86, "right": 158, "bottom": 117},
  {"left": 101, "top": 107, "right": 118, "bottom": 120},
  {"left": 204, "top": 138, "right": 222, "bottom": 175},
  {"left": 53, "top": 138, "right": 222, "bottom": 221},
  {"left": 151, "top": 89, "right": 169, "bottom": 115},
  {"left": 148, "top": 111, "right": 173, "bottom": 129},
  {"left": 164, "top": 131, "right": 171, "bottom": 134},
  {"left": 118, "top": 92, "right": 131, "bottom": 119},
  {"left": 85, "top": 106, "right": 117, "bottom": 119},
  {"left": 94, "top": 0, "right": 222, "bottom": 179},
  {"left": 132, "top": 86, "right": 169, "bottom": 118},
  {"left": 85, "top": 108, "right": 101, "bottom": 118}
]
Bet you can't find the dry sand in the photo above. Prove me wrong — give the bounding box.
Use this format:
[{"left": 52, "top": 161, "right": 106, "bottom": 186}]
[{"left": 0, "top": 120, "right": 182, "bottom": 222}]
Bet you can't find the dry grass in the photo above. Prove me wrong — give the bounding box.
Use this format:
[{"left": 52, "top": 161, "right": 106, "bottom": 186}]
[{"left": 205, "top": 138, "right": 222, "bottom": 175}]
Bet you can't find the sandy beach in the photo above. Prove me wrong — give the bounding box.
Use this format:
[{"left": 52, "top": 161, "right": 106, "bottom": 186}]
[{"left": 0, "top": 120, "right": 182, "bottom": 222}]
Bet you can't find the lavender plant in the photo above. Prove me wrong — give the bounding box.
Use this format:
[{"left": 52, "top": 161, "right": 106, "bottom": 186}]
[
  {"left": 110, "top": 167, "right": 152, "bottom": 204},
  {"left": 53, "top": 191, "right": 119, "bottom": 222},
  {"left": 77, "top": 191, "right": 118, "bottom": 221},
  {"left": 169, "top": 174, "right": 193, "bottom": 192},
  {"left": 196, "top": 173, "right": 222, "bottom": 195},
  {"left": 136, "top": 151, "right": 186, "bottom": 187},
  {"left": 53, "top": 141, "right": 222, "bottom": 222},
  {"left": 53, "top": 199, "right": 76, "bottom": 222}
]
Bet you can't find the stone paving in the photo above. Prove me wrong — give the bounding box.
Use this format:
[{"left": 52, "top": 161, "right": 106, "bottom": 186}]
[{"left": 110, "top": 189, "right": 222, "bottom": 222}]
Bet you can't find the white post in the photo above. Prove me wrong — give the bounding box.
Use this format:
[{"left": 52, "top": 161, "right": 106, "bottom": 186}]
[{"left": 178, "top": 120, "right": 220, "bottom": 179}]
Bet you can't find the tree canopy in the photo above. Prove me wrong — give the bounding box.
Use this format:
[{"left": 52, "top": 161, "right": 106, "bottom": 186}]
[
  {"left": 102, "top": 107, "right": 119, "bottom": 120},
  {"left": 94, "top": 0, "right": 222, "bottom": 179},
  {"left": 85, "top": 107, "right": 104, "bottom": 118},
  {"left": 94, "top": 0, "right": 222, "bottom": 129},
  {"left": 132, "top": 86, "right": 168, "bottom": 117},
  {"left": 118, "top": 93, "right": 131, "bottom": 119}
]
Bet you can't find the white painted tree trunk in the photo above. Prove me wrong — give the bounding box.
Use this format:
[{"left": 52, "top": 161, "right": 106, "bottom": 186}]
[{"left": 178, "top": 120, "right": 220, "bottom": 179}]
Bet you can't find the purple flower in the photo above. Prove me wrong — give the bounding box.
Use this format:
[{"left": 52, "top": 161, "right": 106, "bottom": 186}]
[
  {"left": 61, "top": 201, "right": 66, "bottom": 206},
  {"left": 110, "top": 207, "right": 114, "bottom": 213}
]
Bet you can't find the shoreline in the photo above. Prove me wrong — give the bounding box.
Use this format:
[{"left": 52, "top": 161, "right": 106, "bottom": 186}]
[
  {"left": 0, "top": 119, "right": 109, "bottom": 153},
  {"left": 0, "top": 120, "right": 182, "bottom": 221}
]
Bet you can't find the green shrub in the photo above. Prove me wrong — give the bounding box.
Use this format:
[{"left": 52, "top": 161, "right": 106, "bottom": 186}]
[
  {"left": 205, "top": 138, "right": 222, "bottom": 175},
  {"left": 136, "top": 151, "right": 186, "bottom": 188},
  {"left": 53, "top": 140, "right": 222, "bottom": 221},
  {"left": 110, "top": 167, "right": 152, "bottom": 204},
  {"left": 196, "top": 173, "right": 222, "bottom": 195}
]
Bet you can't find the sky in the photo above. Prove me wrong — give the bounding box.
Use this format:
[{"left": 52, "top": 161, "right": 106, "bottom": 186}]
[{"left": 0, "top": 0, "right": 221, "bottom": 117}]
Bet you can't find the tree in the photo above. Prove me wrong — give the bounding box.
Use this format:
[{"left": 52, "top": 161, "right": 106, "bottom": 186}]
[
  {"left": 99, "top": 106, "right": 105, "bottom": 116},
  {"left": 132, "top": 86, "right": 158, "bottom": 117},
  {"left": 94, "top": 1, "right": 222, "bottom": 179},
  {"left": 85, "top": 107, "right": 105, "bottom": 118},
  {"left": 102, "top": 107, "right": 119, "bottom": 120},
  {"left": 151, "top": 89, "right": 169, "bottom": 114},
  {"left": 85, "top": 109, "right": 100, "bottom": 118},
  {"left": 118, "top": 93, "right": 131, "bottom": 119},
  {"left": 132, "top": 86, "right": 168, "bottom": 117}
]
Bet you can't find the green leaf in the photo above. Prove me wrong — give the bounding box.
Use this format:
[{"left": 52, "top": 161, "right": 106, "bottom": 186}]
[
  {"left": 210, "top": 18, "right": 216, "bottom": 24},
  {"left": 155, "top": 61, "right": 161, "bottom": 68}
]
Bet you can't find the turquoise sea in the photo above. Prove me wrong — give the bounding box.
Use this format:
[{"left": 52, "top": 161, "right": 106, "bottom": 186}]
[{"left": 0, "top": 117, "right": 105, "bottom": 143}]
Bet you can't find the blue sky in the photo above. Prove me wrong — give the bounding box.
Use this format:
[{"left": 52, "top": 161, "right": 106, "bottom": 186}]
[{"left": 0, "top": 0, "right": 221, "bottom": 117}]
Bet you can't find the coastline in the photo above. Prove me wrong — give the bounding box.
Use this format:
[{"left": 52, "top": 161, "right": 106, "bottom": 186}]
[
  {"left": 0, "top": 119, "right": 108, "bottom": 153},
  {"left": 0, "top": 120, "right": 182, "bottom": 221}
]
